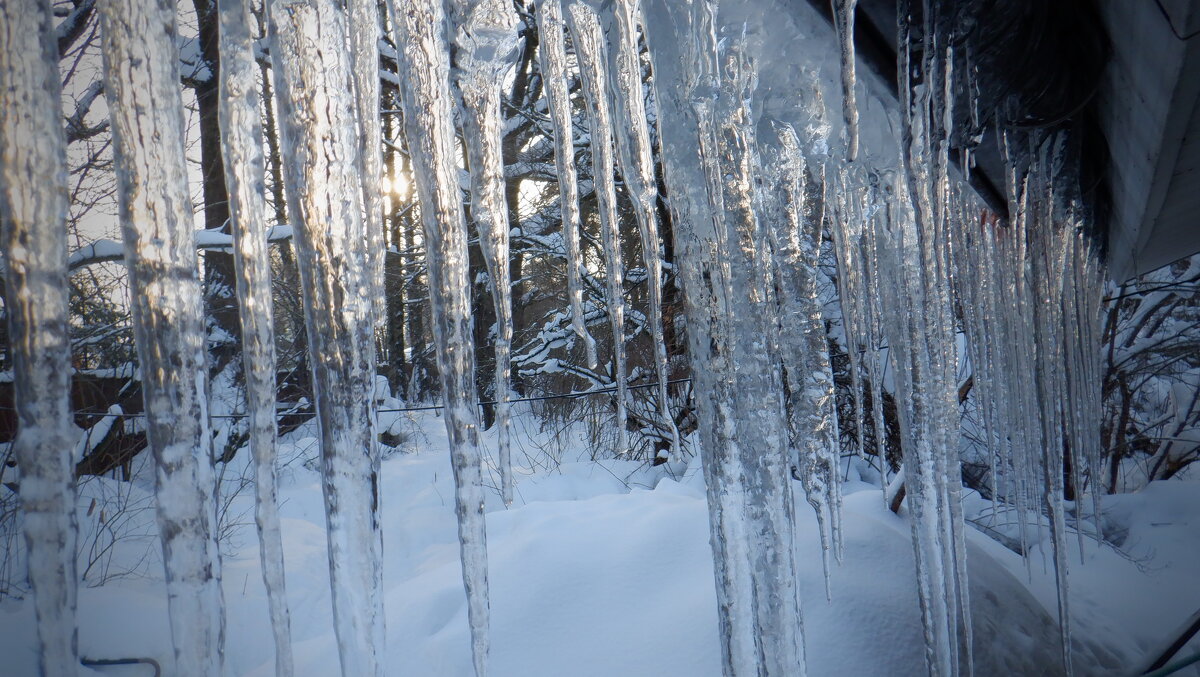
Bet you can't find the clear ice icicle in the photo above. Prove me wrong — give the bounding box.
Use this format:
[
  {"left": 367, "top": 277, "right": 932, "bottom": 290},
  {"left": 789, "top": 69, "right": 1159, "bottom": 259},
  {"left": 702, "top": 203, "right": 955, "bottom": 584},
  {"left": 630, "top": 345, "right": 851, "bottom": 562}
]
[
  {"left": 536, "top": 0, "right": 599, "bottom": 370},
  {"left": 392, "top": 0, "right": 492, "bottom": 673},
  {"left": 0, "top": 2, "right": 79, "bottom": 673},
  {"left": 642, "top": 2, "right": 807, "bottom": 673},
  {"left": 832, "top": 0, "right": 860, "bottom": 161},
  {"left": 99, "top": 0, "right": 226, "bottom": 672},
  {"left": 449, "top": 0, "right": 521, "bottom": 505},
  {"left": 348, "top": 0, "right": 386, "bottom": 326},
  {"left": 565, "top": 1, "right": 629, "bottom": 454},
  {"left": 270, "top": 1, "right": 384, "bottom": 674},
  {"left": 217, "top": 0, "right": 294, "bottom": 672},
  {"left": 761, "top": 121, "right": 843, "bottom": 598},
  {"left": 601, "top": 0, "right": 681, "bottom": 457}
]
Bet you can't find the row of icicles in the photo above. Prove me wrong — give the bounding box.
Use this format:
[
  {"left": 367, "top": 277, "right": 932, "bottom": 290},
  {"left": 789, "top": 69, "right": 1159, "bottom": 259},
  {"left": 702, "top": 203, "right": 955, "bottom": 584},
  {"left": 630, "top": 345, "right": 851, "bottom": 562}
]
[{"left": 0, "top": 0, "right": 1106, "bottom": 676}]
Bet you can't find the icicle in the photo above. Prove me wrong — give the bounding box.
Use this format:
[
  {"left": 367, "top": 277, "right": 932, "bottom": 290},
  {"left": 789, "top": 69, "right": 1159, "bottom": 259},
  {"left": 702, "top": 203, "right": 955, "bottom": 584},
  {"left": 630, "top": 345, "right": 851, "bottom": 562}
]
[
  {"left": 564, "top": 1, "right": 629, "bottom": 455},
  {"left": 391, "top": 1, "right": 491, "bottom": 673},
  {"left": 98, "top": 1, "right": 225, "bottom": 673},
  {"left": 832, "top": 0, "right": 860, "bottom": 161},
  {"left": 269, "top": 2, "right": 383, "bottom": 675},
  {"left": 885, "top": 2, "right": 973, "bottom": 673},
  {"left": 536, "top": 0, "right": 599, "bottom": 370},
  {"left": 600, "top": 0, "right": 681, "bottom": 458},
  {"left": 761, "top": 121, "right": 843, "bottom": 598},
  {"left": 216, "top": 0, "right": 293, "bottom": 673},
  {"left": 347, "top": 0, "right": 386, "bottom": 327},
  {"left": 0, "top": 2, "right": 79, "bottom": 674},
  {"left": 642, "top": 2, "right": 807, "bottom": 673},
  {"left": 829, "top": 166, "right": 870, "bottom": 464},
  {"left": 448, "top": 0, "right": 520, "bottom": 505}
]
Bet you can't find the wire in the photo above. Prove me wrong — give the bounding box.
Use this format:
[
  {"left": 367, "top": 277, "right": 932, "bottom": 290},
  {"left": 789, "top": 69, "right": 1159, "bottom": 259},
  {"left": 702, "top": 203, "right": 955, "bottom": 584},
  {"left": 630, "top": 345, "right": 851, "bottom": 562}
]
[{"left": 0, "top": 378, "right": 695, "bottom": 420}]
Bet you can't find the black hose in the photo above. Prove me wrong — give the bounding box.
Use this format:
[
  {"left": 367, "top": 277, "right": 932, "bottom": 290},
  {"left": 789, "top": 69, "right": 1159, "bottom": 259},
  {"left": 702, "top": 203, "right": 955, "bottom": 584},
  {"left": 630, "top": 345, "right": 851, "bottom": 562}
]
[{"left": 81, "top": 657, "right": 162, "bottom": 677}]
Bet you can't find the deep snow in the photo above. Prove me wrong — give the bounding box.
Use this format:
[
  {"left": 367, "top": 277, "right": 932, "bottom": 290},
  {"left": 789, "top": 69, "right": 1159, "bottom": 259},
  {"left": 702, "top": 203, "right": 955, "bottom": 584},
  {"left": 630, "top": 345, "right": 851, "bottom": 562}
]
[{"left": 2, "top": 408, "right": 1198, "bottom": 676}]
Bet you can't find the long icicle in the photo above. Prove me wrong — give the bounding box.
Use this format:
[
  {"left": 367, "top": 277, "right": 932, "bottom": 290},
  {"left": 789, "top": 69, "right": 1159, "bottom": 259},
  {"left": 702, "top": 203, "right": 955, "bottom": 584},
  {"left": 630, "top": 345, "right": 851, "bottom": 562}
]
[
  {"left": 762, "top": 121, "right": 844, "bottom": 599},
  {"left": 601, "top": 0, "right": 681, "bottom": 458},
  {"left": 449, "top": 0, "right": 521, "bottom": 506},
  {"left": 0, "top": 2, "right": 79, "bottom": 673},
  {"left": 890, "top": 2, "right": 973, "bottom": 672},
  {"left": 536, "top": 0, "right": 599, "bottom": 370},
  {"left": 642, "top": 1, "right": 808, "bottom": 672},
  {"left": 216, "top": 0, "right": 294, "bottom": 673},
  {"left": 348, "top": 0, "right": 387, "bottom": 327},
  {"left": 98, "top": 0, "right": 226, "bottom": 672},
  {"left": 270, "top": 1, "right": 384, "bottom": 674},
  {"left": 565, "top": 1, "right": 629, "bottom": 455},
  {"left": 392, "top": 0, "right": 492, "bottom": 673},
  {"left": 832, "top": 0, "right": 860, "bottom": 161}
]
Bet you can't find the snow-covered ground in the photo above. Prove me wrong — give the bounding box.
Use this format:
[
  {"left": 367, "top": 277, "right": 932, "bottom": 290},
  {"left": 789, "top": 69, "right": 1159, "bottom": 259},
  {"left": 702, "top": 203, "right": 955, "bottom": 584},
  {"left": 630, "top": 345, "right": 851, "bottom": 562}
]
[{"left": 2, "top": 408, "right": 1197, "bottom": 676}]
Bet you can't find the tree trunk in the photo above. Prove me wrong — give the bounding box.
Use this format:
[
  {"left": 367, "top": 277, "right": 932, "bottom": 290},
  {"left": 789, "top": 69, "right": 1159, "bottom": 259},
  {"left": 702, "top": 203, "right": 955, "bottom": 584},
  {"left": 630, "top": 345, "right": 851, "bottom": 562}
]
[{"left": 192, "top": 0, "right": 241, "bottom": 372}]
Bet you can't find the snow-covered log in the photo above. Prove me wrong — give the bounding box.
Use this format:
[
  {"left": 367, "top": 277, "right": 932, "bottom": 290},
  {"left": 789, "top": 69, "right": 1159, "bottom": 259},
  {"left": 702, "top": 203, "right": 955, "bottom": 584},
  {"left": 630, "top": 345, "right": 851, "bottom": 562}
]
[
  {"left": 268, "top": 1, "right": 383, "bottom": 674},
  {"left": 391, "top": 0, "right": 492, "bottom": 674},
  {"left": 67, "top": 225, "right": 294, "bottom": 271},
  {"left": 216, "top": 0, "right": 293, "bottom": 673},
  {"left": 0, "top": 1, "right": 79, "bottom": 673},
  {"left": 97, "top": 0, "right": 225, "bottom": 673}
]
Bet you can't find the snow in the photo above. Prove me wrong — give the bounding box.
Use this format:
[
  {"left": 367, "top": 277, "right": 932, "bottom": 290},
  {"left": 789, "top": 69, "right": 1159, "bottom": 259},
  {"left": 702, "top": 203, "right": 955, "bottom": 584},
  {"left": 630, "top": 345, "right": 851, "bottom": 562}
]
[{"left": 3, "top": 412, "right": 1193, "bottom": 676}]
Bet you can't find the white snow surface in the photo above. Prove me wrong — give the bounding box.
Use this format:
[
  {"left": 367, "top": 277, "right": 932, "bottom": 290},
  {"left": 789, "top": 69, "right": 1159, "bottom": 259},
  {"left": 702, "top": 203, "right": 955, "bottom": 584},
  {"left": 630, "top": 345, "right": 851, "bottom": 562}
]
[{"left": 2, "top": 413, "right": 1197, "bottom": 676}]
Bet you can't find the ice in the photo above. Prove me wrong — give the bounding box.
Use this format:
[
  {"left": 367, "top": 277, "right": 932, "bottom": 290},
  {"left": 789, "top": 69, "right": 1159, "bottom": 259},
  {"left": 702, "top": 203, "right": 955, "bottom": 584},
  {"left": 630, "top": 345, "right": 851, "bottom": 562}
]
[
  {"left": 216, "top": 0, "right": 293, "bottom": 673},
  {"left": 760, "top": 121, "right": 843, "bottom": 598},
  {"left": 269, "top": 1, "right": 384, "bottom": 675},
  {"left": 564, "top": 1, "right": 631, "bottom": 455},
  {"left": 535, "top": 0, "right": 599, "bottom": 370},
  {"left": 600, "top": 0, "right": 680, "bottom": 457},
  {"left": 948, "top": 127, "right": 1108, "bottom": 677},
  {"left": 832, "top": 0, "right": 859, "bottom": 161},
  {"left": 448, "top": 0, "right": 521, "bottom": 506},
  {"left": 641, "top": 2, "right": 807, "bottom": 674},
  {"left": 391, "top": 0, "right": 492, "bottom": 673},
  {"left": 347, "top": 0, "right": 386, "bottom": 324},
  {"left": 98, "top": 0, "right": 226, "bottom": 673},
  {"left": 0, "top": 2, "right": 78, "bottom": 673}
]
